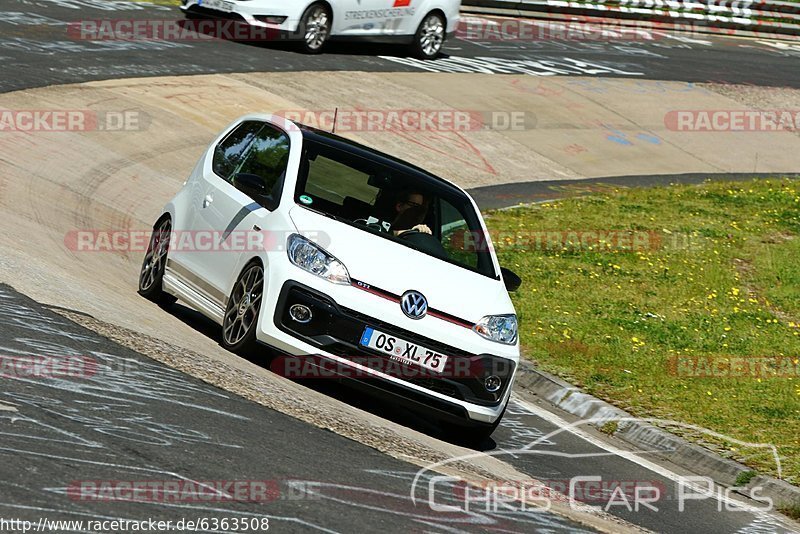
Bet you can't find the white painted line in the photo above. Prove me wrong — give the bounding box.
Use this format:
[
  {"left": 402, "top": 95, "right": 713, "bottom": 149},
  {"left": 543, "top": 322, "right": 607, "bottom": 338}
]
[{"left": 510, "top": 396, "right": 797, "bottom": 529}]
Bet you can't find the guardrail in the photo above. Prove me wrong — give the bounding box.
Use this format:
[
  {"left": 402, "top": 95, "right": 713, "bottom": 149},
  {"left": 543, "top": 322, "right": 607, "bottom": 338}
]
[{"left": 461, "top": 0, "right": 800, "bottom": 39}]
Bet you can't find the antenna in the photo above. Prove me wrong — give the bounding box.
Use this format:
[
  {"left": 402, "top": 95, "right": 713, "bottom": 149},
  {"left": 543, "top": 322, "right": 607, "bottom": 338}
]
[{"left": 332, "top": 107, "right": 338, "bottom": 134}]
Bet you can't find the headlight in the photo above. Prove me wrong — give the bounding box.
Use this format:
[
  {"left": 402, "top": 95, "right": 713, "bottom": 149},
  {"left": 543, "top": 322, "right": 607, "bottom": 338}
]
[
  {"left": 473, "top": 314, "right": 518, "bottom": 345},
  {"left": 287, "top": 234, "right": 350, "bottom": 285}
]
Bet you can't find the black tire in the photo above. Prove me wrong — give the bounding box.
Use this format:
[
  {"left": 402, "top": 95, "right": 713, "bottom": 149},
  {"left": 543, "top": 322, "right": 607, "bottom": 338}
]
[
  {"left": 138, "top": 217, "right": 178, "bottom": 306},
  {"left": 297, "top": 3, "right": 331, "bottom": 54},
  {"left": 410, "top": 11, "right": 445, "bottom": 60},
  {"left": 221, "top": 262, "right": 264, "bottom": 355},
  {"left": 183, "top": 10, "right": 205, "bottom": 20}
]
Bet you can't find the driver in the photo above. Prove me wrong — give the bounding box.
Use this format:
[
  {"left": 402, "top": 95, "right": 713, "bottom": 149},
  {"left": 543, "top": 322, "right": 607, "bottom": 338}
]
[{"left": 391, "top": 190, "right": 431, "bottom": 236}]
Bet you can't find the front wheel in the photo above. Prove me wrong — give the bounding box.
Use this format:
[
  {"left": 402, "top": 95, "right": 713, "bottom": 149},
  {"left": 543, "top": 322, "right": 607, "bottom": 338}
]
[
  {"left": 411, "top": 12, "right": 445, "bottom": 60},
  {"left": 297, "top": 3, "right": 331, "bottom": 54},
  {"left": 221, "top": 263, "right": 264, "bottom": 355},
  {"left": 138, "top": 217, "right": 177, "bottom": 306}
]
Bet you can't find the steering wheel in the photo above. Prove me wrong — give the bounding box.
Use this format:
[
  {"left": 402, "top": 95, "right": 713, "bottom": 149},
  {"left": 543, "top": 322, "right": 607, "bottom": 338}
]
[{"left": 397, "top": 229, "right": 424, "bottom": 239}]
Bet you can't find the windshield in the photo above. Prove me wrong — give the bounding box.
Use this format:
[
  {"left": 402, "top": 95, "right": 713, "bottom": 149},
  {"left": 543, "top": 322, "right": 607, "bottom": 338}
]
[{"left": 294, "top": 137, "right": 497, "bottom": 278}]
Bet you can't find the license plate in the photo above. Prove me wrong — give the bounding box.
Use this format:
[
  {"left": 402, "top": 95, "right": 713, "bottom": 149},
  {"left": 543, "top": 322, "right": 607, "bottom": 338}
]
[
  {"left": 359, "top": 327, "right": 448, "bottom": 373},
  {"left": 201, "top": 0, "right": 233, "bottom": 12}
]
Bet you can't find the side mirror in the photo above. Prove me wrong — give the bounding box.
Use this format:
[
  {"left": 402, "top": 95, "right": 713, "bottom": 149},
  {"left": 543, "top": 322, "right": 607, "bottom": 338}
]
[
  {"left": 500, "top": 267, "right": 522, "bottom": 292},
  {"left": 233, "top": 173, "right": 268, "bottom": 199}
]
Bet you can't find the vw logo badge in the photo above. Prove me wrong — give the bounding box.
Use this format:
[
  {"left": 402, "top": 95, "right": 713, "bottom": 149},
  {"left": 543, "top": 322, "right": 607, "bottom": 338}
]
[{"left": 401, "top": 291, "right": 427, "bottom": 319}]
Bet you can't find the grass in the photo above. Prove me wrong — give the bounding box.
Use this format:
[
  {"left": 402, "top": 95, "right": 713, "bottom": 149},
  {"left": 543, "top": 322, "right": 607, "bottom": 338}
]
[
  {"left": 778, "top": 501, "right": 800, "bottom": 521},
  {"left": 485, "top": 178, "right": 800, "bottom": 485},
  {"left": 599, "top": 420, "right": 619, "bottom": 435},
  {"left": 735, "top": 471, "right": 757, "bottom": 487}
]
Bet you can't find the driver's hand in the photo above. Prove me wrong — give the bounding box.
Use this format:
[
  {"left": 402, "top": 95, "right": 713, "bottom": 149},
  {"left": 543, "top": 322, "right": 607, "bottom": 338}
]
[{"left": 411, "top": 224, "right": 432, "bottom": 235}]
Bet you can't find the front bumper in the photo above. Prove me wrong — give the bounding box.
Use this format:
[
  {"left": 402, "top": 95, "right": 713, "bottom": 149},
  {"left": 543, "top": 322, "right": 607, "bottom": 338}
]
[
  {"left": 258, "top": 279, "right": 516, "bottom": 425},
  {"left": 181, "top": 0, "right": 301, "bottom": 33}
]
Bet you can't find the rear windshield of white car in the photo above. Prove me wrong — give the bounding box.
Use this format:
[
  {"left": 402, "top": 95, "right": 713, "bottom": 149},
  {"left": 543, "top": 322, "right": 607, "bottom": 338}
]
[{"left": 294, "top": 137, "right": 498, "bottom": 279}]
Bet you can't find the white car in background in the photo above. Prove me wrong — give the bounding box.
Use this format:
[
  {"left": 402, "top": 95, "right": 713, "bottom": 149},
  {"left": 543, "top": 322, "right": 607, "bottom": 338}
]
[
  {"left": 138, "top": 114, "right": 522, "bottom": 444},
  {"left": 180, "top": 0, "right": 460, "bottom": 59}
]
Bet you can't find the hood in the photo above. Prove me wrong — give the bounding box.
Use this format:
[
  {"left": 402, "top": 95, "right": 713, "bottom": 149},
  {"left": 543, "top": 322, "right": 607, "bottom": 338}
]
[{"left": 289, "top": 206, "right": 515, "bottom": 324}]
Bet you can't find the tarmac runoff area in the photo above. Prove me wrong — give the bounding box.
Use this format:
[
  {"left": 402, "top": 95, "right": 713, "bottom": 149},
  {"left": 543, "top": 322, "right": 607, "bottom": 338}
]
[{"left": 1, "top": 71, "right": 800, "bottom": 531}]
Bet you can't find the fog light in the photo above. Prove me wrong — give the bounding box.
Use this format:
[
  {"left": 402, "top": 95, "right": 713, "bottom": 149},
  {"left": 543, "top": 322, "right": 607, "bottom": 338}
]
[
  {"left": 254, "top": 15, "right": 288, "bottom": 24},
  {"left": 289, "top": 304, "right": 312, "bottom": 323},
  {"left": 484, "top": 375, "right": 502, "bottom": 393}
]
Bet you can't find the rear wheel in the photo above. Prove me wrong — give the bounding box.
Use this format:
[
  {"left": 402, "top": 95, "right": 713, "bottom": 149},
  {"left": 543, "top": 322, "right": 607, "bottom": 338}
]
[
  {"left": 298, "top": 3, "right": 331, "bottom": 54},
  {"left": 221, "top": 262, "right": 264, "bottom": 354},
  {"left": 138, "top": 217, "right": 177, "bottom": 306},
  {"left": 411, "top": 12, "right": 445, "bottom": 60}
]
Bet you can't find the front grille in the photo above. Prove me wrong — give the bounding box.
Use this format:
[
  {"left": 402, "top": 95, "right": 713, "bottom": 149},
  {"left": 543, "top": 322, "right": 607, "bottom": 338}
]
[
  {"left": 184, "top": 5, "right": 248, "bottom": 22},
  {"left": 274, "top": 282, "right": 514, "bottom": 406}
]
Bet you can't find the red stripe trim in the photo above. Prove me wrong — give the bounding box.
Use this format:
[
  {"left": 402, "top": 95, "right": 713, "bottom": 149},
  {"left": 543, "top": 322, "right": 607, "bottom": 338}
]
[
  {"left": 350, "top": 279, "right": 474, "bottom": 329},
  {"left": 351, "top": 280, "right": 400, "bottom": 303},
  {"left": 427, "top": 310, "right": 474, "bottom": 329}
]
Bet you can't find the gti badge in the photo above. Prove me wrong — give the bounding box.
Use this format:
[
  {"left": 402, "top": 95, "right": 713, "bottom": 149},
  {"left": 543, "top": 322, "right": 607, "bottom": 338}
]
[{"left": 401, "top": 290, "right": 427, "bottom": 319}]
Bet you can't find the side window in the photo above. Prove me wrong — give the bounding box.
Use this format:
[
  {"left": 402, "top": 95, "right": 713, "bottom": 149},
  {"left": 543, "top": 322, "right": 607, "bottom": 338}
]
[
  {"left": 212, "top": 121, "right": 263, "bottom": 181},
  {"left": 233, "top": 125, "right": 291, "bottom": 210},
  {"left": 440, "top": 199, "right": 479, "bottom": 269}
]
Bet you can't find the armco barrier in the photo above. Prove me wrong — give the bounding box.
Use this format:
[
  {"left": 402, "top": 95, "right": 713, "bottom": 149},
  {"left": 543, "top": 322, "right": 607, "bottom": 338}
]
[{"left": 461, "top": 0, "right": 800, "bottom": 39}]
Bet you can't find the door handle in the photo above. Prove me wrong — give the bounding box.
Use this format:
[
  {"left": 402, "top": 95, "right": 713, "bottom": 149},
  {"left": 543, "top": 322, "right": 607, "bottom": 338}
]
[{"left": 202, "top": 194, "right": 213, "bottom": 208}]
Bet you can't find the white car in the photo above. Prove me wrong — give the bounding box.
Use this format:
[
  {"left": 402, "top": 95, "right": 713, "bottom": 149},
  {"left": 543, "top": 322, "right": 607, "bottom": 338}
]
[
  {"left": 179, "top": 0, "right": 460, "bottom": 58},
  {"left": 138, "top": 114, "right": 521, "bottom": 443}
]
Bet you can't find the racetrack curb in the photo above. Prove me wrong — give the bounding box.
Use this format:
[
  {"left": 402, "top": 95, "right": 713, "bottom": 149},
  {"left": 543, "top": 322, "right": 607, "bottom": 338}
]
[
  {"left": 514, "top": 359, "right": 800, "bottom": 508},
  {"left": 460, "top": 2, "right": 800, "bottom": 41}
]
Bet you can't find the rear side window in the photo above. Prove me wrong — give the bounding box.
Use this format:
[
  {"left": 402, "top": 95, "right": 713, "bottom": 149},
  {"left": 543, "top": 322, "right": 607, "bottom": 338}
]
[
  {"left": 237, "top": 125, "right": 290, "bottom": 200},
  {"left": 212, "top": 121, "right": 291, "bottom": 211},
  {"left": 213, "top": 121, "right": 263, "bottom": 180}
]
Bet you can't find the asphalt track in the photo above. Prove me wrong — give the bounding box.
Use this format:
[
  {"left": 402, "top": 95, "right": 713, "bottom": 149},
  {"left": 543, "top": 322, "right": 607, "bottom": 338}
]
[
  {"left": 471, "top": 172, "right": 800, "bottom": 209},
  {"left": 2, "top": 0, "right": 800, "bottom": 95},
  {"left": 2, "top": 1, "right": 800, "bottom": 533},
  {"left": 0, "top": 284, "right": 594, "bottom": 533},
  {"left": 2, "top": 286, "right": 798, "bottom": 533}
]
